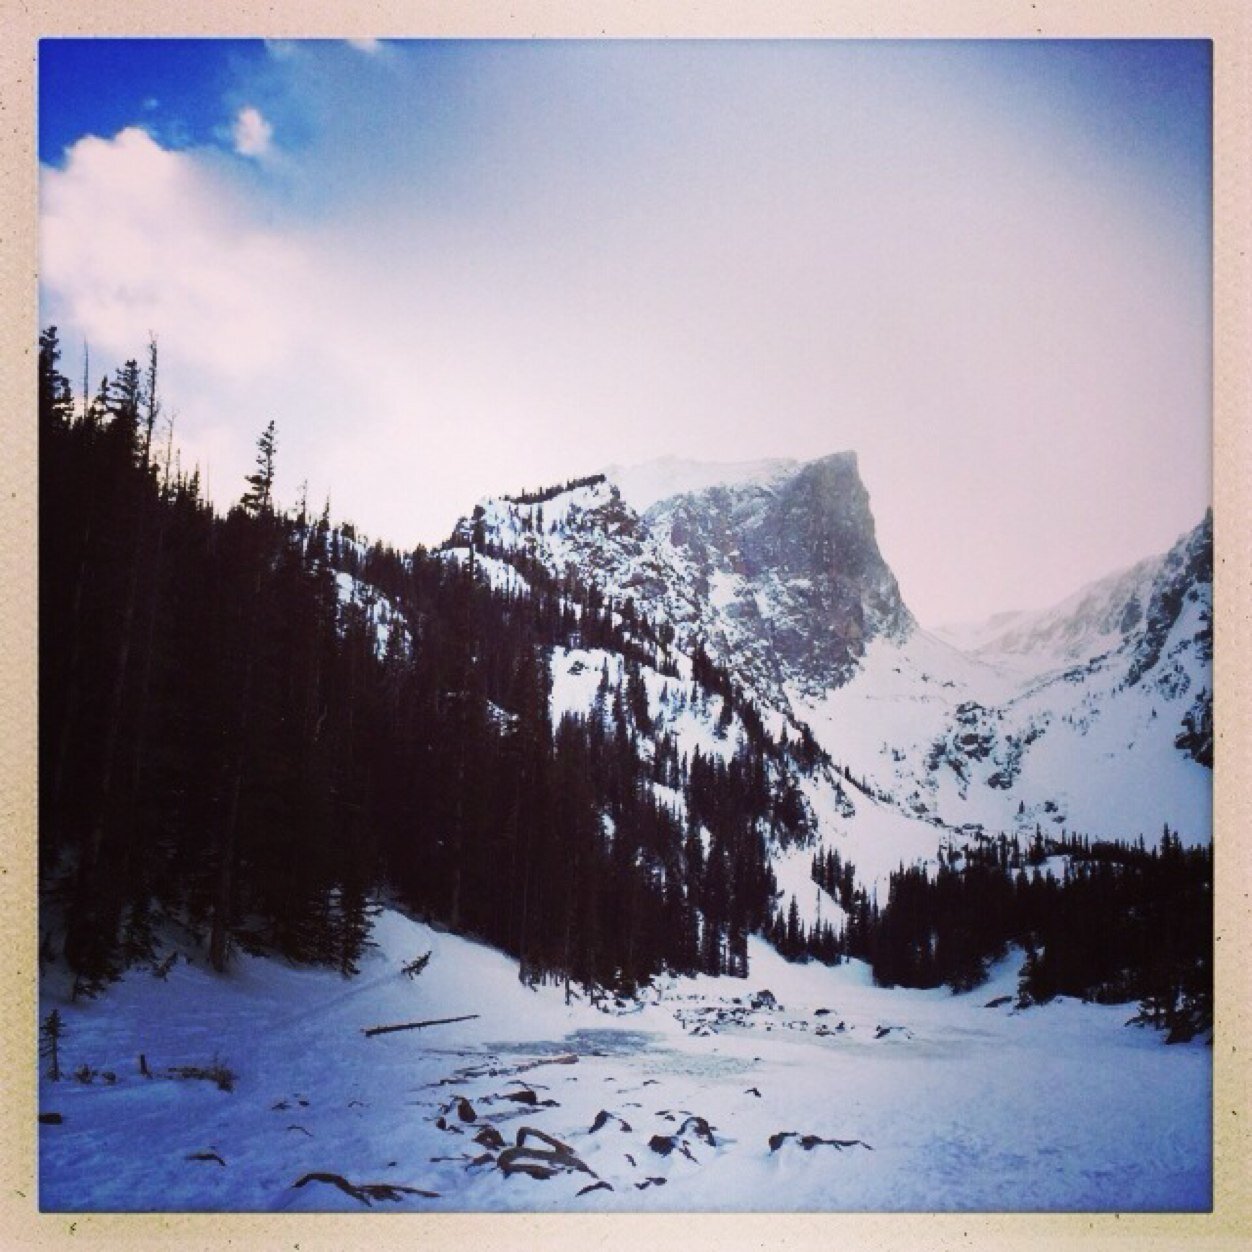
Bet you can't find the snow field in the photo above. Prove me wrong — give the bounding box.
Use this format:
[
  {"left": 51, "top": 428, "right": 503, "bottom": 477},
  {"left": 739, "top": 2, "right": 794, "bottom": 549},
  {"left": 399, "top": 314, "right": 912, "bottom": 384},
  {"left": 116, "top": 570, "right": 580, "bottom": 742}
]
[
  {"left": 39, "top": 910, "right": 1210, "bottom": 1213},
  {"left": 796, "top": 619, "right": 1210, "bottom": 857}
]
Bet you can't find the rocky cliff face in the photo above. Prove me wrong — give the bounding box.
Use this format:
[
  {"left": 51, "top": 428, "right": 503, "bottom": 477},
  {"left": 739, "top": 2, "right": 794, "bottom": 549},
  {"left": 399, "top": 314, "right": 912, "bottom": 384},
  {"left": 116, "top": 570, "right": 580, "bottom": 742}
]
[
  {"left": 1124, "top": 511, "right": 1212, "bottom": 690},
  {"left": 1125, "top": 512, "right": 1213, "bottom": 767},
  {"left": 644, "top": 452, "right": 913, "bottom": 699},
  {"left": 453, "top": 452, "right": 913, "bottom": 709}
]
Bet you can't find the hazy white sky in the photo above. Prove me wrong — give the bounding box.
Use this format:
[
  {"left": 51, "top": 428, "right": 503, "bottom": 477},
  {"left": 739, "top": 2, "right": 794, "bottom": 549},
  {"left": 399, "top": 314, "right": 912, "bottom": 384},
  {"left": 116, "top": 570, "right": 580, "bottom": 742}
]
[{"left": 39, "top": 39, "right": 1211, "bottom": 626}]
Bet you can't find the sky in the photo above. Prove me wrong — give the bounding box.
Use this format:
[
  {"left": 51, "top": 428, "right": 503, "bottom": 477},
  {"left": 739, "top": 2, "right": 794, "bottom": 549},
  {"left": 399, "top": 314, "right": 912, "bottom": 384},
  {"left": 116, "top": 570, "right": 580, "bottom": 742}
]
[{"left": 38, "top": 39, "right": 1212, "bottom": 627}]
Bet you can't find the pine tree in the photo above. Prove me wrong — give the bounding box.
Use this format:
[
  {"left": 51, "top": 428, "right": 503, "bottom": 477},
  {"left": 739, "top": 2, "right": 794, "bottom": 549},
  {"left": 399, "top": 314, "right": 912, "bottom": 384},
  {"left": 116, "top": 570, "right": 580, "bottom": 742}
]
[
  {"left": 106, "top": 358, "right": 143, "bottom": 462},
  {"left": 209, "top": 422, "right": 283, "bottom": 973},
  {"left": 38, "top": 327, "right": 75, "bottom": 432},
  {"left": 785, "top": 894, "right": 802, "bottom": 959},
  {"left": 40, "top": 1009, "right": 65, "bottom": 1081},
  {"left": 241, "top": 420, "right": 277, "bottom": 517},
  {"left": 141, "top": 335, "right": 161, "bottom": 468}
]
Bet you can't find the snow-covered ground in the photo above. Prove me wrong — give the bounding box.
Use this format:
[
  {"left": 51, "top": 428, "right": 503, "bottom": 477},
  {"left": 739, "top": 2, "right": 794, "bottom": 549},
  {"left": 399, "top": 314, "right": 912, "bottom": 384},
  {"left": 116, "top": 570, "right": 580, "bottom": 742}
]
[{"left": 38, "top": 909, "right": 1210, "bottom": 1213}]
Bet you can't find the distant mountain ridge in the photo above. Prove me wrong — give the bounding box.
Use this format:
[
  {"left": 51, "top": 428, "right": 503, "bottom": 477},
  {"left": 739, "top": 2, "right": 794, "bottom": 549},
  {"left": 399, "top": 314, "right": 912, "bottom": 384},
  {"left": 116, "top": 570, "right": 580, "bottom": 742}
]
[
  {"left": 793, "top": 510, "right": 1212, "bottom": 842},
  {"left": 934, "top": 553, "right": 1166, "bottom": 671}
]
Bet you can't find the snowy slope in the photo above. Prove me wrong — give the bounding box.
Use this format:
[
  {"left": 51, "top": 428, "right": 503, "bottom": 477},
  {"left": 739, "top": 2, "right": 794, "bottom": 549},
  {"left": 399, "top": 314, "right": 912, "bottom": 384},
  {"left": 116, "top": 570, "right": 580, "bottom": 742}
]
[
  {"left": 334, "top": 570, "right": 407, "bottom": 654},
  {"left": 440, "top": 546, "right": 533, "bottom": 599},
  {"left": 801, "top": 516, "right": 1213, "bottom": 845},
  {"left": 934, "top": 553, "right": 1164, "bottom": 676},
  {"left": 548, "top": 643, "right": 862, "bottom": 926},
  {"left": 39, "top": 907, "right": 1210, "bottom": 1212},
  {"left": 443, "top": 462, "right": 1212, "bottom": 896},
  {"left": 544, "top": 631, "right": 955, "bottom": 914},
  {"left": 800, "top": 627, "right": 1211, "bottom": 846},
  {"left": 36, "top": 462, "right": 1214, "bottom": 1216}
]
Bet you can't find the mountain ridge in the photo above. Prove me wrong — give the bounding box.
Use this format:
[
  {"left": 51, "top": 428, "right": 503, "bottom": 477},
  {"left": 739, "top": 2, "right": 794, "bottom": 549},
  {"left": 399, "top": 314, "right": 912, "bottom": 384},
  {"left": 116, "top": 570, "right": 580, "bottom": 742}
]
[
  {"left": 456, "top": 451, "right": 914, "bottom": 710},
  {"left": 603, "top": 454, "right": 798, "bottom": 514},
  {"left": 448, "top": 453, "right": 1212, "bottom": 850}
]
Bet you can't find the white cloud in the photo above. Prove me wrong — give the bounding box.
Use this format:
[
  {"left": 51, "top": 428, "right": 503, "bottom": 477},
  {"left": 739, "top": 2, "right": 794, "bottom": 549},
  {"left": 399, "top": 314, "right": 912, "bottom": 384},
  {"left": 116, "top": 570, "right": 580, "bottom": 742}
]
[
  {"left": 41, "top": 128, "right": 306, "bottom": 378},
  {"left": 232, "top": 106, "right": 273, "bottom": 158},
  {"left": 40, "top": 128, "right": 321, "bottom": 507},
  {"left": 38, "top": 126, "right": 486, "bottom": 544},
  {"left": 347, "top": 39, "right": 382, "bottom": 55}
]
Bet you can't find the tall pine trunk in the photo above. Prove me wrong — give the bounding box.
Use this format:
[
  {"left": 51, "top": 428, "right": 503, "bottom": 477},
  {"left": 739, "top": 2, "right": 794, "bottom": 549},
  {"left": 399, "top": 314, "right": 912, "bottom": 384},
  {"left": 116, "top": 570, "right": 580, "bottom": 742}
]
[
  {"left": 48, "top": 521, "right": 92, "bottom": 832},
  {"left": 208, "top": 544, "right": 264, "bottom": 974}
]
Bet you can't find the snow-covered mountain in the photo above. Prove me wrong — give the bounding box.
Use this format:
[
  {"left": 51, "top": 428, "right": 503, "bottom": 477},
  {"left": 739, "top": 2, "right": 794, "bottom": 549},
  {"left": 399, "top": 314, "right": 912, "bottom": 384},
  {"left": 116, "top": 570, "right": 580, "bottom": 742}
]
[
  {"left": 604, "top": 454, "right": 798, "bottom": 514},
  {"left": 40, "top": 436, "right": 1214, "bottom": 1217},
  {"left": 458, "top": 453, "right": 912, "bottom": 710},
  {"left": 794, "top": 511, "right": 1213, "bottom": 844},
  {"left": 447, "top": 457, "right": 1212, "bottom": 865},
  {"left": 934, "top": 552, "right": 1166, "bottom": 674}
]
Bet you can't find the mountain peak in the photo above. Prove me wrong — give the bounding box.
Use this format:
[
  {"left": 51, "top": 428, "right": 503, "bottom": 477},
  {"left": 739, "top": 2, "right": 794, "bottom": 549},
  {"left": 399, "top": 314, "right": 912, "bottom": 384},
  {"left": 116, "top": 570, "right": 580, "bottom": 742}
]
[
  {"left": 449, "top": 449, "right": 912, "bottom": 704},
  {"left": 603, "top": 455, "right": 798, "bottom": 513},
  {"left": 803, "top": 448, "right": 860, "bottom": 474},
  {"left": 604, "top": 451, "right": 873, "bottom": 515},
  {"left": 633, "top": 450, "right": 913, "bottom": 696}
]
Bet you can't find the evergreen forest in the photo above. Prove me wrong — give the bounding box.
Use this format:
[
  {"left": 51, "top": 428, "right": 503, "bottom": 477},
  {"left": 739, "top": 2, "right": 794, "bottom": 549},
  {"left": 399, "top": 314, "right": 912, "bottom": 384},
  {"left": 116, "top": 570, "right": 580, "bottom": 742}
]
[
  {"left": 38, "top": 328, "right": 811, "bottom": 999},
  {"left": 38, "top": 328, "right": 1212, "bottom": 1040}
]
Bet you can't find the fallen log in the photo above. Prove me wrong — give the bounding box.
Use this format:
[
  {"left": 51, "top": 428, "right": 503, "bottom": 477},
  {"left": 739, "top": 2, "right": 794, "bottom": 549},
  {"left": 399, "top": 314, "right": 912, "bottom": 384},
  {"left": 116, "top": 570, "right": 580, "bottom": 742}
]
[
  {"left": 362, "top": 1014, "right": 479, "bottom": 1038},
  {"left": 291, "top": 1172, "right": 439, "bottom": 1204}
]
